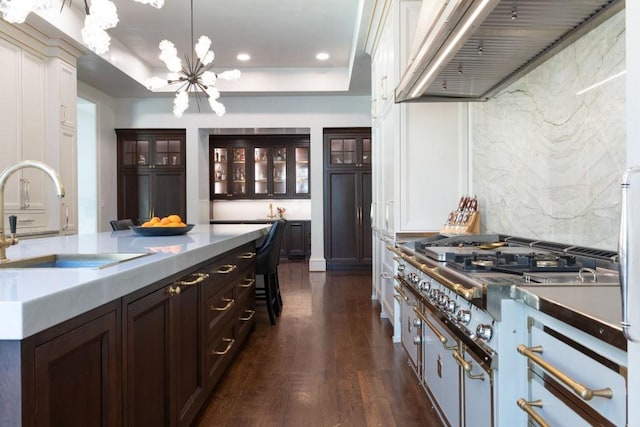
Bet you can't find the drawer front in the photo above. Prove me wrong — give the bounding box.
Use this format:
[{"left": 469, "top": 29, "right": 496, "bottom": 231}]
[
  {"left": 236, "top": 288, "right": 256, "bottom": 342},
  {"left": 207, "top": 318, "right": 236, "bottom": 386},
  {"left": 206, "top": 280, "right": 236, "bottom": 335},
  {"left": 203, "top": 243, "right": 255, "bottom": 297},
  {"left": 236, "top": 268, "right": 256, "bottom": 302},
  {"left": 5, "top": 210, "right": 47, "bottom": 231},
  {"left": 522, "top": 318, "right": 626, "bottom": 426}
]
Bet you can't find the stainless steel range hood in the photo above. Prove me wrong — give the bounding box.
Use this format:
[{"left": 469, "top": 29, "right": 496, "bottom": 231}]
[{"left": 395, "top": 0, "right": 624, "bottom": 103}]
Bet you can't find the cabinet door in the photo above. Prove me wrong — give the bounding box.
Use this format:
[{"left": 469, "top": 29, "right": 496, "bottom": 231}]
[
  {"left": 29, "top": 309, "right": 119, "bottom": 427},
  {"left": 152, "top": 170, "right": 186, "bottom": 220},
  {"left": 124, "top": 286, "right": 174, "bottom": 427},
  {"left": 254, "top": 146, "right": 287, "bottom": 197},
  {"left": 326, "top": 171, "right": 359, "bottom": 267},
  {"left": 174, "top": 275, "right": 206, "bottom": 427},
  {"left": 59, "top": 126, "right": 77, "bottom": 233},
  {"left": 120, "top": 169, "right": 152, "bottom": 221},
  {"left": 292, "top": 145, "right": 310, "bottom": 197}
]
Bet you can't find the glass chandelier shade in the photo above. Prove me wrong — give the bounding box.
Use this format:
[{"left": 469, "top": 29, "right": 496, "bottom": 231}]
[
  {"left": 146, "top": 4, "right": 241, "bottom": 118},
  {"left": 0, "top": 0, "right": 164, "bottom": 54}
]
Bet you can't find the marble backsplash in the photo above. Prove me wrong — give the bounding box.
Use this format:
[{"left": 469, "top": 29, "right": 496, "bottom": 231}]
[{"left": 471, "top": 11, "right": 626, "bottom": 250}]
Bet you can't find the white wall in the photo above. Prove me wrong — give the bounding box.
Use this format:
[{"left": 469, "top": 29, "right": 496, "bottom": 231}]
[
  {"left": 105, "top": 94, "right": 371, "bottom": 270},
  {"left": 77, "top": 81, "right": 118, "bottom": 232},
  {"left": 471, "top": 11, "right": 626, "bottom": 250}
]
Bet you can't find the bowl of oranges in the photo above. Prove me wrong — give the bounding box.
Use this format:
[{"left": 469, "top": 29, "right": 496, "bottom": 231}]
[{"left": 130, "top": 215, "right": 194, "bottom": 236}]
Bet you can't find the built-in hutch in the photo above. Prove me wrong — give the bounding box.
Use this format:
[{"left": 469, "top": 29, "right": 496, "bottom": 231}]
[
  {"left": 367, "top": 0, "right": 468, "bottom": 339},
  {"left": 0, "top": 20, "right": 80, "bottom": 236}
]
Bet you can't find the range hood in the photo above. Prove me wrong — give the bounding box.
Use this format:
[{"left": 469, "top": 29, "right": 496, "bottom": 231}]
[{"left": 395, "top": 0, "right": 624, "bottom": 102}]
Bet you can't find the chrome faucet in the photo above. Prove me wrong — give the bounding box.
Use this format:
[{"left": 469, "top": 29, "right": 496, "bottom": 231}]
[{"left": 0, "top": 160, "right": 65, "bottom": 262}]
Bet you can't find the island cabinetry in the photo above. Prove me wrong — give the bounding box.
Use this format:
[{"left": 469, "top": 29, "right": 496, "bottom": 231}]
[
  {"left": 0, "top": 300, "right": 121, "bottom": 427},
  {"left": 123, "top": 267, "right": 208, "bottom": 427},
  {"left": 202, "top": 243, "right": 256, "bottom": 387}
]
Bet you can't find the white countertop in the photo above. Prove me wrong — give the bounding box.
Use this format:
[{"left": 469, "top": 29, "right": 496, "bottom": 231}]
[{"left": 0, "top": 223, "right": 270, "bottom": 340}]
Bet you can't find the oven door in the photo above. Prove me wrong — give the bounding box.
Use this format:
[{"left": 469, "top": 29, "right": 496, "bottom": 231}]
[
  {"left": 418, "top": 305, "right": 461, "bottom": 427},
  {"left": 454, "top": 345, "right": 493, "bottom": 427}
]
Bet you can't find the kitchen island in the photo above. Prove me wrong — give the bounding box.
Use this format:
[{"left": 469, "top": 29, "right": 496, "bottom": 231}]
[{"left": 0, "top": 223, "right": 269, "bottom": 427}]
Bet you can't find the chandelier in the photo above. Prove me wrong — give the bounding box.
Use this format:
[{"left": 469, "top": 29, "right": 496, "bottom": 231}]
[
  {"left": 145, "top": 0, "right": 240, "bottom": 118},
  {"left": 0, "top": 0, "right": 164, "bottom": 54}
]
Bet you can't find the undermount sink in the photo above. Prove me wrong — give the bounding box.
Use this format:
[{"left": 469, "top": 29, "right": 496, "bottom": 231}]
[{"left": 0, "top": 253, "right": 150, "bottom": 269}]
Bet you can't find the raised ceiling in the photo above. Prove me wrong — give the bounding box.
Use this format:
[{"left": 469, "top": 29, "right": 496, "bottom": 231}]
[{"left": 29, "top": 0, "right": 375, "bottom": 98}]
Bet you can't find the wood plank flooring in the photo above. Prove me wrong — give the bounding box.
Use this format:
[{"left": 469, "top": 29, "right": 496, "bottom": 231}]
[{"left": 195, "top": 261, "right": 442, "bottom": 427}]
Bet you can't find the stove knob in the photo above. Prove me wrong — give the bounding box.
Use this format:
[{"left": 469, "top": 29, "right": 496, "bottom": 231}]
[
  {"left": 397, "top": 264, "right": 405, "bottom": 272},
  {"left": 445, "top": 300, "right": 457, "bottom": 314},
  {"left": 412, "top": 318, "right": 422, "bottom": 328},
  {"left": 418, "top": 279, "right": 431, "bottom": 293},
  {"left": 412, "top": 274, "right": 420, "bottom": 284},
  {"left": 438, "top": 294, "right": 449, "bottom": 307},
  {"left": 413, "top": 335, "right": 422, "bottom": 345},
  {"left": 429, "top": 289, "right": 439, "bottom": 301},
  {"left": 476, "top": 324, "right": 493, "bottom": 341},
  {"left": 457, "top": 309, "right": 471, "bottom": 325}
]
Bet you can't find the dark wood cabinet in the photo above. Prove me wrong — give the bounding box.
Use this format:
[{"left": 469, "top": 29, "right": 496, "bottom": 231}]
[
  {"left": 116, "top": 129, "right": 186, "bottom": 221},
  {"left": 281, "top": 220, "right": 311, "bottom": 259},
  {"left": 0, "top": 301, "right": 121, "bottom": 427},
  {"left": 210, "top": 134, "right": 310, "bottom": 199},
  {"left": 323, "top": 128, "right": 372, "bottom": 270}
]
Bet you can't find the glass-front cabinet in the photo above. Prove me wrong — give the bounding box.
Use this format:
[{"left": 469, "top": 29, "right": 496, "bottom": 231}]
[
  {"left": 210, "top": 135, "right": 310, "bottom": 199},
  {"left": 212, "top": 147, "right": 247, "bottom": 198},
  {"left": 328, "top": 134, "right": 371, "bottom": 167}
]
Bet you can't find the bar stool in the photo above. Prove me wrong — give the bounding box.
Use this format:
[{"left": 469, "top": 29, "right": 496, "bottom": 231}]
[
  {"left": 110, "top": 219, "right": 135, "bottom": 230},
  {"left": 255, "top": 219, "right": 286, "bottom": 325}
]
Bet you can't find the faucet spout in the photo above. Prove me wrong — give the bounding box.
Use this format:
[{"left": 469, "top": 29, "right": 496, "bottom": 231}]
[{"left": 0, "top": 160, "right": 66, "bottom": 262}]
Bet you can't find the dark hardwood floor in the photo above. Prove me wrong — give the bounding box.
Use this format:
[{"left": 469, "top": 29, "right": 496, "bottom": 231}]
[{"left": 195, "top": 261, "right": 442, "bottom": 427}]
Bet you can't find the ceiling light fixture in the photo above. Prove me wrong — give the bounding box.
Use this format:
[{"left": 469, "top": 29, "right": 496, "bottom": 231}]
[
  {"left": 0, "top": 0, "right": 163, "bottom": 54},
  {"left": 237, "top": 53, "right": 251, "bottom": 61},
  {"left": 146, "top": 0, "right": 240, "bottom": 118},
  {"left": 316, "top": 52, "right": 329, "bottom": 61}
]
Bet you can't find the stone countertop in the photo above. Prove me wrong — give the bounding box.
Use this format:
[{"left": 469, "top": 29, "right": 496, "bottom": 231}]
[
  {"left": 0, "top": 223, "right": 270, "bottom": 340},
  {"left": 209, "top": 219, "right": 310, "bottom": 223}
]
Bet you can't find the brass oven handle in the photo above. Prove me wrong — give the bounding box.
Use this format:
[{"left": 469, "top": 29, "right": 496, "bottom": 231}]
[
  {"left": 238, "top": 252, "right": 256, "bottom": 259},
  {"left": 452, "top": 350, "right": 485, "bottom": 380},
  {"left": 212, "top": 338, "right": 235, "bottom": 355},
  {"left": 393, "top": 285, "right": 409, "bottom": 302},
  {"left": 239, "top": 278, "right": 256, "bottom": 288},
  {"left": 211, "top": 298, "right": 235, "bottom": 311},
  {"left": 413, "top": 307, "right": 457, "bottom": 350},
  {"left": 517, "top": 345, "right": 613, "bottom": 400},
  {"left": 516, "top": 399, "right": 549, "bottom": 427},
  {"left": 386, "top": 245, "right": 403, "bottom": 256},
  {"left": 175, "top": 272, "right": 209, "bottom": 286},
  {"left": 418, "top": 264, "right": 475, "bottom": 300},
  {"left": 239, "top": 309, "right": 256, "bottom": 321},
  {"left": 215, "top": 264, "right": 237, "bottom": 274}
]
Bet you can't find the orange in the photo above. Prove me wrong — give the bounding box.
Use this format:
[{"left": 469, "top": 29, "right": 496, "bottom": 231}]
[
  {"left": 160, "top": 217, "right": 171, "bottom": 225},
  {"left": 142, "top": 221, "right": 153, "bottom": 227},
  {"left": 168, "top": 214, "right": 182, "bottom": 223}
]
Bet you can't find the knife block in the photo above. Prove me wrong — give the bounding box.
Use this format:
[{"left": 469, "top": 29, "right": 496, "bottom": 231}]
[{"left": 440, "top": 211, "right": 480, "bottom": 234}]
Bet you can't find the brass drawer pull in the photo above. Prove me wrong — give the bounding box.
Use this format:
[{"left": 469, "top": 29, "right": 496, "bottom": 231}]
[
  {"left": 211, "top": 298, "right": 235, "bottom": 311},
  {"left": 413, "top": 307, "right": 457, "bottom": 350},
  {"left": 239, "top": 278, "right": 256, "bottom": 288},
  {"left": 169, "top": 286, "right": 181, "bottom": 296},
  {"left": 452, "top": 350, "right": 484, "bottom": 380},
  {"left": 212, "top": 338, "right": 235, "bottom": 355},
  {"left": 215, "top": 264, "right": 237, "bottom": 274},
  {"left": 517, "top": 344, "right": 613, "bottom": 400},
  {"left": 239, "top": 309, "right": 256, "bottom": 321},
  {"left": 238, "top": 252, "right": 256, "bottom": 259},
  {"left": 393, "top": 284, "right": 409, "bottom": 302},
  {"left": 516, "top": 399, "right": 549, "bottom": 427},
  {"left": 175, "top": 272, "right": 209, "bottom": 286}
]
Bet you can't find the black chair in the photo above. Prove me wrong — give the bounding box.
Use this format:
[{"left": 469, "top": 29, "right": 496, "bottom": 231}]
[
  {"left": 110, "top": 219, "right": 135, "bottom": 231},
  {"left": 255, "top": 219, "right": 286, "bottom": 325}
]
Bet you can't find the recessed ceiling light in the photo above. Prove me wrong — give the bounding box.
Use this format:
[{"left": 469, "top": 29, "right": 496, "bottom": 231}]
[
  {"left": 316, "top": 52, "right": 330, "bottom": 61},
  {"left": 237, "top": 53, "right": 251, "bottom": 61}
]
